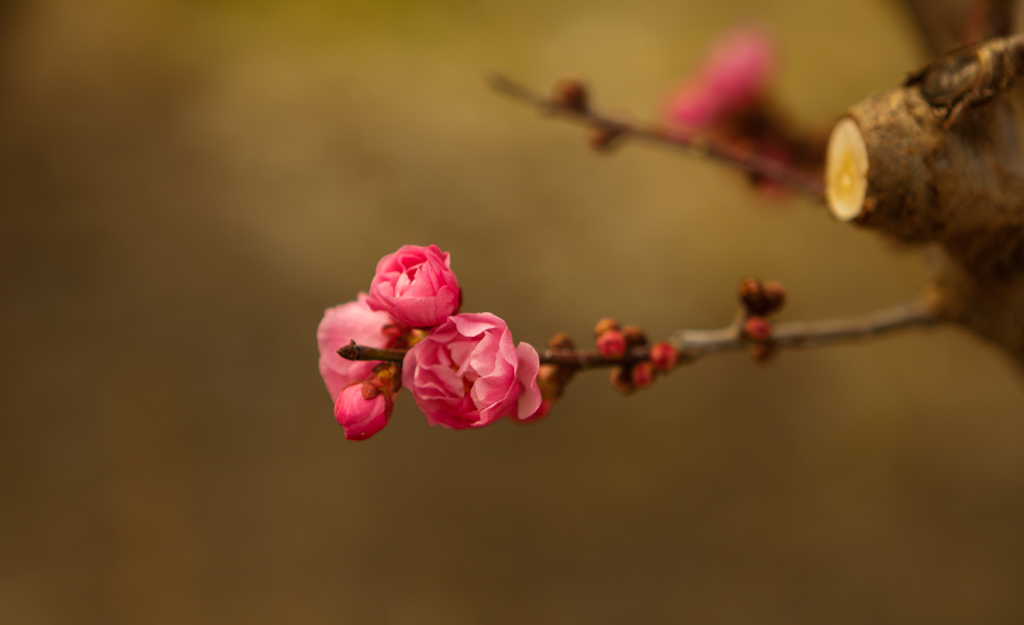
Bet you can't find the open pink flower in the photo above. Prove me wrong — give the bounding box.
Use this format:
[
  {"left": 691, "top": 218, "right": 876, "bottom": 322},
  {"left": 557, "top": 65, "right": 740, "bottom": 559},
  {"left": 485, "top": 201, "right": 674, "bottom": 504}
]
[
  {"left": 402, "top": 313, "right": 542, "bottom": 430},
  {"left": 367, "top": 244, "right": 461, "bottom": 329},
  {"left": 334, "top": 381, "right": 392, "bottom": 441},
  {"left": 666, "top": 26, "right": 778, "bottom": 128},
  {"left": 317, "top": 293, "right": 394, "bottom": 400}
]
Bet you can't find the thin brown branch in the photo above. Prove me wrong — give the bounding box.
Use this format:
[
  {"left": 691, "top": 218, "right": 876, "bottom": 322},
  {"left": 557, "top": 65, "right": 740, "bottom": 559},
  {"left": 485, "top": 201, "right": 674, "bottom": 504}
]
[
  {"left": 488, "top": 74, "right": 826, "bottom": 200},
  {"left": 337, "top": 300, "right": 941, "bottom": 371},
  {"left": 672, "top": 299, "right": 940, "bottom": 360}
]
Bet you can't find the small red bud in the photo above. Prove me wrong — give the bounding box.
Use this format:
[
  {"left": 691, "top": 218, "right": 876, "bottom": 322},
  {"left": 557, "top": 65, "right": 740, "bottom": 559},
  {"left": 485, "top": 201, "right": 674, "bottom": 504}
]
[
  {"left": 738, "top": 277, "right": 767, "bottom": 315},
  {"left": 762, "top": 281, "right": 787, "bottom": 314},
  {"left": 610, "top": 366, "right": 634, "bottom": 394},
  {"left": 597, "top": 329, "right": 627, "bottom": 359},
  {"left": 743, "top": 316, "right": 773, "bottom": 342},
  {"left": 631, "top": 362, "right": 655, "bottom": 389},
  {"left": 594, "top": 317, "right": 619, "bottom": 337},
  {"left": 553, "top": 78, "right": 588, "bottom": 112},
  {"left": 649, "top": 341, "right": 679, "bottom": 371},
  {"left": 548, "top": 332, "right": 575, "bottom": 350},
  {"left": 621, "top": 324, "right": 647, "bottom": 347}
]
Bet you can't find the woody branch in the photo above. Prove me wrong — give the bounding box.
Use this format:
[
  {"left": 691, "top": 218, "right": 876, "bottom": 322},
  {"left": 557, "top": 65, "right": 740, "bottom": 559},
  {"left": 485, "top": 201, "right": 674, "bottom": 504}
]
[
  {"left": 488, "top": 74, "right": 826, "bottom": 199},
  {"left": 338, "top": 298, "right": 941, "bottom": 371}
]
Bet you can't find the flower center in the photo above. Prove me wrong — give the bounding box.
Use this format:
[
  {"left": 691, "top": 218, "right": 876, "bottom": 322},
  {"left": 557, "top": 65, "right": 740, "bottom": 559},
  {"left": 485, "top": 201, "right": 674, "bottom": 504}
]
[
  {"left": 448, "top": 357, "right": 477, "bottom": 397},
  {"left": 394, "top": 264, "right": 422, "bottom": 297}
]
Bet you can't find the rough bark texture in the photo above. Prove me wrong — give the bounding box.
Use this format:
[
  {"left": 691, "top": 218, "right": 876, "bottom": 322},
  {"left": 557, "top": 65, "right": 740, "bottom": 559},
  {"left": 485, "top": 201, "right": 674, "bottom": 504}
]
[
  {"left": 900, "top": 0, "right": 1019, "bottom": 55},
  {"left": 839, "top": 34, "right": 1024, "bottom": 361}
]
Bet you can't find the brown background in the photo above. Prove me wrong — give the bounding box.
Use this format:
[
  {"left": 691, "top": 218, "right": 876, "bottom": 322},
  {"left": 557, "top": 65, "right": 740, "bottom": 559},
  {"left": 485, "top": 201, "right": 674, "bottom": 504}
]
[{"left": 3, "top": 0, "right": 1024, "bottom": 623}]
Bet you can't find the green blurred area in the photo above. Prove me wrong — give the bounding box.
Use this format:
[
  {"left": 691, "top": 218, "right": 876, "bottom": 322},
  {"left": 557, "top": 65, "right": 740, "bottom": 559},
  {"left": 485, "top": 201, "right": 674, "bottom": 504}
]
[{"left": 3, "top": 0, "right": 1024, "bottom": 623}]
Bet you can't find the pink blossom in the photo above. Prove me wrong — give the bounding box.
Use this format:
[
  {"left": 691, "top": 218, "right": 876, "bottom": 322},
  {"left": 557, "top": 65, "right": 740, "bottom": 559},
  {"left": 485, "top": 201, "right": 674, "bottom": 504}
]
[
  {"left": 317, "top": 294, "right": 393, "bottom": 400},
  {"left": 367, "top": 244, "right": 461, "bottom": 329},
  {"left": 402, "top": 313, "right": 542, "bottom": 430},
  {"left": 334, "top": 381, "right": 392, "bottom": 441},
  {"left": 666, "top": 26, "right": 778, "bottom": 128},
  {"left": 516, "top": 399, "right": 554, "bottom": 424}
]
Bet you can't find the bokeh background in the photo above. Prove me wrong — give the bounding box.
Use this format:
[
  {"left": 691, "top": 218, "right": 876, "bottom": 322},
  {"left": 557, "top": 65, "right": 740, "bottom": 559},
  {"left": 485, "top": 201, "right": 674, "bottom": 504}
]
[{"left": 4, "top": 0, "right": 1024, "bottom": 623}]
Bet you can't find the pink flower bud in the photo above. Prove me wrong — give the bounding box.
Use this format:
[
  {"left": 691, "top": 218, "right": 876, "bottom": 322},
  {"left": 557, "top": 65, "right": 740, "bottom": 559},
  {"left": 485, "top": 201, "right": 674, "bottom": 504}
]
[
  {"left": 317, "top": 294, "right": 394, "bottom": 401},
  {"left": 631, "top": 362, "right": 655, "bottom": 389},
  {"left": 334, "top": 381, "right": 393, "bottom": 441},
  {"left": 649, "top": 341, "right": 679, "bottom": 371},
  {"left": 402, "top": 313, "right": 542, "bottom": 430},
  {"left": 666, "top": 26, "right": 778, "bottom": 128},
  {"left": 596, "top": 329, "right": 627, "bottom": 359},
  {"left": 367, "top": 244, "right": 461, "bottom": 329},
  {"left": 743, "top": 316, "right": 773, "bottom": 342}
]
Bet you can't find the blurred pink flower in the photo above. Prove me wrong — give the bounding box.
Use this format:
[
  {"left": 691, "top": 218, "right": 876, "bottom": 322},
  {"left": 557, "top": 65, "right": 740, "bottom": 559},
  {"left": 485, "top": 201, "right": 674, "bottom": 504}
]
[
  {"left": 317, "top": 293, "right": 393, "bottom": 400},
  {"left": 367, "top": 244, "right": 461, "bottom": 329},
  {"left": 666, "top": 26, "right": 778, "bottom": 128},
  {"left": 334, "top": 381, "right": 392, "bottom": 441},
  {"left": 402, "top": 313, "right": 542, "bottom": 430}
]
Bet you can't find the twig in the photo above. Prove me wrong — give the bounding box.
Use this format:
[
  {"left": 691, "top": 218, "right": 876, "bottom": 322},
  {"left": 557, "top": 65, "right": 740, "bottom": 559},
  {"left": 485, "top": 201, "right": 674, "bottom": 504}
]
[
  {"left": 672, "top": 298, "right": 940, "bottom": 361},
  {"left": 337, "top": 299, "right": 941, "bottom": 370},
  {"left": 337, "top": 342, "right": 404, "bottom": 363},
  {"left": 488, "top": 74, "right": 826, "bottom": 200}
]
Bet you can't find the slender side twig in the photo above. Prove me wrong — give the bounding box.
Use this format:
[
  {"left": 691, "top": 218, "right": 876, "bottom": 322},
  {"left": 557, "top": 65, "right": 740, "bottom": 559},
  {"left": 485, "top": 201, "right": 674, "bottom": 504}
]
[
  {"left": 488, "top": 74, "right": 826, "bottom": 200},
  {"left": 672, "top": 298, "right": 940, "bottom": 361},
  {"left": 338, "top": 299, "right": 942, "bottom": 370}
]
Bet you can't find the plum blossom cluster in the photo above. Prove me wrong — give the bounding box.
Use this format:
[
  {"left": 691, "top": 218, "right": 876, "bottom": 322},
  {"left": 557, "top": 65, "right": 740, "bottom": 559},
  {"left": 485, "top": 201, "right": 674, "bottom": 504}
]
[
  {"left": 737, "top": 277, "right": 787, "bottom": 362},
  {"left": 665, "top": 26, "right": 779, "bottom": 131},
  {"left": 662, "top": 25, "right": 828, "bottom": 194},
  {"left": 317, "top": 245, "right": 542, "bottom": 440}
]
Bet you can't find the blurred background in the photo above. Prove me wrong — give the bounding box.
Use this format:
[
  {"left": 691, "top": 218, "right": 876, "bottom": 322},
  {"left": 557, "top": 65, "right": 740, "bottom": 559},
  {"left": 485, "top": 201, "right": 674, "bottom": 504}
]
[{"left": 4, "top": 0, "right": 1024, "bottom": 623}]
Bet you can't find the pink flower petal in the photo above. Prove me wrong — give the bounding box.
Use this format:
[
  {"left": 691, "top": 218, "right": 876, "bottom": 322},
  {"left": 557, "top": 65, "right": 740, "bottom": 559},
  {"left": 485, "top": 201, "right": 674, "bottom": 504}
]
[
  {"left": 402, "top": 313, "right": 537, "bottom": 430},
  {"left": 317, "top": 293, "right": 393, "bottom": 400}
]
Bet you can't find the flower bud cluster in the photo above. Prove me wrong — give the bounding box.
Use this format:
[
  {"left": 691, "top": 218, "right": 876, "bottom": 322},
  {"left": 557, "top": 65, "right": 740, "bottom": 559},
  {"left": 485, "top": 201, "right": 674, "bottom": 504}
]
[
  {"left": 595, "top": 318, "right": 680, "bottom": 394},
  {"left": 528, "top": 333, "right": 578, "bottom": 423},
  {"left": 737, "top": 277, "right": 787, "bottom": 363},
  {"left": 317, "top": 245, "right": 542, "bottom": 440}
]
